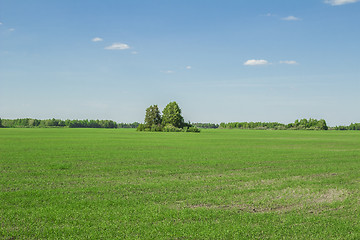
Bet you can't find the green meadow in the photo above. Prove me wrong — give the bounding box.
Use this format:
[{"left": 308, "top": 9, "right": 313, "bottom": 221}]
[{"left": 1, "top": 128, "right": 359, "bottom": 239}]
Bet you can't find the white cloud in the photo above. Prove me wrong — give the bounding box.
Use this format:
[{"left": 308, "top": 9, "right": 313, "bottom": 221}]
[
  {"left": 0, "top": 22, "right": 3, "bottom": 25},
  {"left": 280, "top": 60, "right": 298, "bottom": 65},
  {"left": 263, "top": 13, "right": 277, "bottom": 17},
  {"left": 186, "top": 66, "right": 192, "bottom": 69},
  {"left": 161, "top": 70, "right": 174, "bottom": 74},
  {"left": 9, "top": 28, "right": 15, "bottom": 31},
  {"left": 131, "top": 51, "right": 138, "bottom": 54},
  {"left": 244, "top": 59, "right": 269, "bottom": 66},
  {"left": 325, "top": 0, "right": 359, "bottom": 5},
  {"left": 92, "top": 37, "right": 103, "bottom": 42},
  {"left": 282, "top": 16, "right": 301, "bottom": 21},
  {"left": 104, "top": 43, "right": 130, "bottom": 50}
]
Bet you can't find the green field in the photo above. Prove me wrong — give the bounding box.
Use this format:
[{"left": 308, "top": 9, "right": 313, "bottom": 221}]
[{"left": 1, "top": 128, "right": 359, "bottom": 239}]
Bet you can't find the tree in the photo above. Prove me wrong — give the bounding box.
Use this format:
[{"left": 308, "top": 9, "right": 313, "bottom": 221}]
[
  {"left": 317, "top": 119, "right": 328, "bottom": 130},
  {"left": 0, "top": 118, "right": 2, "bottom": 128},
  {"left": 144, "top": 105, "right": 162, "bottom": 128},
  {"left": 162, "top": 101, "right": 184, "bottom": 128}
]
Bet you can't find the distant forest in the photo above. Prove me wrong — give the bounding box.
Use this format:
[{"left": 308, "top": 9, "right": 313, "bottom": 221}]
[
  {"left": 0, "top": 118, "right": 359, "bottom": 130},
  {"left": 0, "top": 118, "right": 139, "bottom": 129},
  {"left": 220, "top": 118, "right": 328, "bottom": 130},
  {"left": 220, "top": 119, "right": 359, "bottom": 130}
]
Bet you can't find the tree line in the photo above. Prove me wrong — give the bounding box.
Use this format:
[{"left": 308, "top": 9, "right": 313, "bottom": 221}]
[
  {"left": 1, "top": 117, "right": 359, "bottom": 131},
  {"left": 220, "top": 118, "right": 328, "bottom": 130},
  {"left": 218, "top": 119, "right": 360, "bottom": 130},
  {"left": 192, "top": 123, "right": 219, "bottom": 129},
  {"left": 0, "top": 118, "right": 139, "bottom": 129},
  {"left": 333, "top": 123, "right": 360, "bottom": 130}
]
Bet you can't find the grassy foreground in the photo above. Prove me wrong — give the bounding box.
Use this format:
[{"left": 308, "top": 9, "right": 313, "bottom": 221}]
[{"left": 1, "top": 128, "right": 359, "bottom": 239}]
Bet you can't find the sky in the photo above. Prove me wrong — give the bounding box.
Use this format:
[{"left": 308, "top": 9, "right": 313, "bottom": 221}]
[{"left": 0, "top": 0, "right": 359, "bottom": 126}]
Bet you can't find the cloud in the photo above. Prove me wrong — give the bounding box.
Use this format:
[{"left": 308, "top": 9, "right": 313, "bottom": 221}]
[
  {"left": 324, "top": 0, "right": 359, "bottom": 5},
  {"left": 92, "top": 37, "right": 103, "bottom": 42},
  {"left": 280, "top": 60, "right": 298, "bottom": 65},
  {"left": 131, "top": 51, "right": 138, "bottom": 54},
  {"left": 105, "top": 43, "right": 130, "bottom": 50},
  {"left": 0, "top": 22, "right": 3, "bottom": 25},
  {"left": 282, "top": 16, "right": 301, "bottom": 21},
  {"left": 262, "top": 13, "right": 277, "bottom": 17},
  {"left": 186, "top": 66, "right": 192, "bottom": 69},
  {"left": 9, "top": 28, "right": 15, "bottom": 31},
  {"left": 244, "top": 59, "right": 269, "bottom": 66},
  {"left": 161, "top": 70, "right": 174, "bottom": 74}
]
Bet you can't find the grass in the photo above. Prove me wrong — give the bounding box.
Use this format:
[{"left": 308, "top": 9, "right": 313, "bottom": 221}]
[{"left": 1, "top": 128, "right": 360, "bottom": 239}]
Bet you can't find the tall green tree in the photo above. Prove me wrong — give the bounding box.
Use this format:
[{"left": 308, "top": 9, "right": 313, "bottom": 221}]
[
  {"left": 317, "top": 119, "right": 328, "bottom": 130},
  {"left": 162, "top": 101, "right": 184, "bottom": 128},
  {"left": 144, "top": 105, "right": 162, "bottom": 128}
]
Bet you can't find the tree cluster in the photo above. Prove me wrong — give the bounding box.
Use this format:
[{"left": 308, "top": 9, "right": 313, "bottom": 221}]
[
  {"left": 287, "top": 118, "right": 328, "bottom": 130},
  {"left": 137, "top": 102, "right": 200, "bottom": 132}
]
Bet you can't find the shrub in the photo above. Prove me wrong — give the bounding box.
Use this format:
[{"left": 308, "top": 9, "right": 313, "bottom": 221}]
[
  {"left": 137, "top": 124, "right": 146, "bottom": 131},
  {"left": 163, "top": 124, "right": 183, "bottom": 132},
  {"left": 151, "top": 124, "right": 163, "bottom": 132},
  {"left": 184, "top": 126, "right": 201, "bottom": 133}
]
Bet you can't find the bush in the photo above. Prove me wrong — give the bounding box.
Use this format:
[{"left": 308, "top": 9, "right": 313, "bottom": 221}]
[
  {"left": 151, "top": 124, "right": 163, "bottom": 132},
  {"left": 137, "top": 124, "right": 146, "bottom": 131},
  {"left": 184, "top": 126, "right": 201, "bottom": 133},
  {"left": 163, "top": 124, "right": 183, "bottom": 132}
]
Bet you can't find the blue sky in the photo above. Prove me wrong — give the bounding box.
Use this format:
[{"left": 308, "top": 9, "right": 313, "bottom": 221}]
[{"left": 1, "top": 0, "right": 359, "bottom": 126}]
